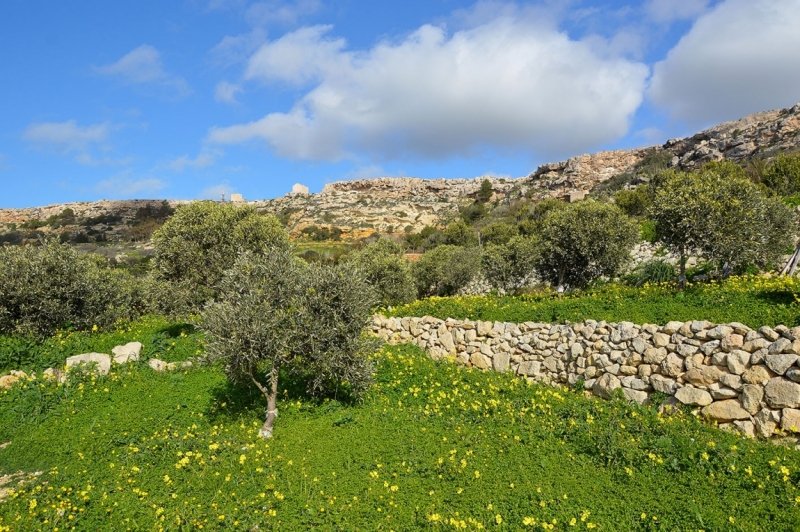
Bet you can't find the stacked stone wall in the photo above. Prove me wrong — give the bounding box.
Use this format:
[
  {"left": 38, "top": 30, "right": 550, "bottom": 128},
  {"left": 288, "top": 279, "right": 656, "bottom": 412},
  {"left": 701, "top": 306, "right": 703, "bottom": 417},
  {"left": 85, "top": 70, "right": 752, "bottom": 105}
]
[{"left": 373, "top": 315, "right": 800, "bottom": 439}]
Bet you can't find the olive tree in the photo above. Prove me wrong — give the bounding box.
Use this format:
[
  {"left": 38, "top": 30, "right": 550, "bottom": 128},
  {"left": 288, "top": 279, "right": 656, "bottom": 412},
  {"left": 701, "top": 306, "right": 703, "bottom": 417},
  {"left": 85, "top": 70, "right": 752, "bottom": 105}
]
[
  {"left": 201, "top": 249, "right": 378, "bottom": 439},
  {"left": 763, "top": 153, "right": 800, "bottom": 196},
  {"left": 341, "top": 239, "right": 416, "bottom": 307},
  {"left": 151, "top": 201, "right": 290, "bottom": 305},
  {"left": 413, "top": 245, "right": 481, "bottom": 298},
  {"left": 534, "top": 201, "right": 639, "bottom": 289},
  {"left": 481, "top": 236, "right": 539, "bottom": 293},
  {"left": 651, "top": 162, "right": 796, "bottom": 286}
]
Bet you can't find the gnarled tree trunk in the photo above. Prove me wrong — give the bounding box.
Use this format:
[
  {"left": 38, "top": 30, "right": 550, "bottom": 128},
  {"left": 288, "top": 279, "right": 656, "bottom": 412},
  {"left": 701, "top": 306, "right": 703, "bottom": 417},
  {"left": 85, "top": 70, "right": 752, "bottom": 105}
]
[{"left": 249, "top": 364, "right": 280, "bottom": 439}]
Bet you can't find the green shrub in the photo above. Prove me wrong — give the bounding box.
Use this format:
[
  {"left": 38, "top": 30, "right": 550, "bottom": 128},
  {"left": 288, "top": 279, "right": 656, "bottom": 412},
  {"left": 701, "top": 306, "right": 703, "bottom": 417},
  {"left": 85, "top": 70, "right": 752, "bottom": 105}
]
[
  {"left": 640, "top": 220, "right": 657, "bottom": 243},
  {"left": 479, "top": 222, "right": 518, "bottom": 245},
  {"left": 0, "top": 242, "right": 129, "bottom": 338},
  {"left": 629, "top": 259, "right": 675, "bottom": 286},
  {"left": 763, "top": 152, "right": 800, "bottom": 195},
  {"left": 614, "top": 186, "right": 651, "bottom": 217},
  {"left": 342, "top": 239, "right": 416, "bottom": 307},
  {"left": 481, "top": 236, "right": 539, "bottom": 293},
  {"left": 413, "top": 245, "right": 481, "bottom": 298},
  {"left": 443, "top": 220, "right": 478, "bottom": 247},
  {"left": 151, "top": 201, "right": 290, "bottom": 305},
  {"left": 534, "top": 201, "right": 639, "bottom": 288}
]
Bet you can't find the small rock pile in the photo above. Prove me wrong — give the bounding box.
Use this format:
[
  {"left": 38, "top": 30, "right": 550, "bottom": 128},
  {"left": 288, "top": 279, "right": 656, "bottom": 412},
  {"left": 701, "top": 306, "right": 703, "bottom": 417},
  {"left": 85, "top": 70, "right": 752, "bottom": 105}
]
[
  {"left": 373, "top": 315, "right": 800, "bottom": 440},
  {"left": 0, "top": 341, "right": 191, "bottom": 390}
]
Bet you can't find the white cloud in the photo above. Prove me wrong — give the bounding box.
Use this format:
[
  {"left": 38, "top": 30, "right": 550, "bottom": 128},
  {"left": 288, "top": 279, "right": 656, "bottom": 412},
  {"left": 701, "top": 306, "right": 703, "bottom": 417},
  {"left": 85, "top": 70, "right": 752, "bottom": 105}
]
[
  {"left": 215, "top": 81, "right": 243, "bottom": 104},
  {"left": 23, "top": 120, "right": 110, "bottom": 152},
  {"left": 209, "top": 12, "right": 649, "bottom": 161},
  {"left": 95, "top": 172, "right": 167, "bottom": 197},
  {"left": 200, "top": 182, "right": 237, "bottom": 200},
  {"left": 209, "top": 28, "right": 267, "bottom": 66},
  {"left": 645, "top": 0, "right": 711, "bottom": 24},
  {"left": 649, "top": 0, "right": 800, "bottom": 126},
  {"left": 167, "top": 152, "right": 217, "bottom": 172},
  {"left": 97, "top": 45, "right": 190, "bottom": 96}
]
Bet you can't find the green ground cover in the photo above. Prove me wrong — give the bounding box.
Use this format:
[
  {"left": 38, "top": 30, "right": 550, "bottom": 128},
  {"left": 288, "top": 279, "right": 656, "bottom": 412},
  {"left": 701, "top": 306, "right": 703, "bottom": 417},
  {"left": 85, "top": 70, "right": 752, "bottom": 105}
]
[
  {"left": 388, "top": 276, "right": 800, "bottom": 328},
  {"left": 2, "top": 320, "right": 800, "bottom": 531}
]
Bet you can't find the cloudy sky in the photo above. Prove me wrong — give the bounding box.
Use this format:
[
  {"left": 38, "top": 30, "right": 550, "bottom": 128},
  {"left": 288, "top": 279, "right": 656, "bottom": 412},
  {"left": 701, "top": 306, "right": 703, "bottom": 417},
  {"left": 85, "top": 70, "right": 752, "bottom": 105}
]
[{"left": 2, "top": 0, "right": 799, "bottom": 207}]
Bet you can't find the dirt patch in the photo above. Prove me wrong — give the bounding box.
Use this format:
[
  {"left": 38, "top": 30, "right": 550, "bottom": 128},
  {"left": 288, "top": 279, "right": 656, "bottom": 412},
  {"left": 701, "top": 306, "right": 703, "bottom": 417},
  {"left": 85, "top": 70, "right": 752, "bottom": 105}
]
[{"left": 0, "top": 471, "right": 42, "bottom": 502}]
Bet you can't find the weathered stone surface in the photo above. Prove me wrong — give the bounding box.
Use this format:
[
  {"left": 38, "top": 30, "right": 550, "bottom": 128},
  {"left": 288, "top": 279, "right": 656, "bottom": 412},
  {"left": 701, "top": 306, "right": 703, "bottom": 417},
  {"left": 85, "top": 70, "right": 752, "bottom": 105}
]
[
  {"left": 726, "top": 350, "right": 750, "bottom": 375},
  {"left": 764, "top": 378, "right": 800, "bottom": 408},
  {"left": 439, "top": 331, "right": 455, "bottom": 352},
  {"left": 660, "top": 353, "right": 684, "bottom": 377},
  {"left": 570, "top": 343, "right": 585, "bottom": 358},
  {"left": 765, "top": 354, "right": 798, "bottom": 376},
  {"left": 517, "top": 360, "right": 541, "bottom": 376},
  {"left": 66, "top": 353, "right": 111, "bottom": 376},
  {"left": 683, "top": 365, "right": 723, "bottom": 386},
  {"left": 0, "top": 375, "right": 20, "bottom": 390},
  {"left": 470, "top": 353, "right": 490, "bottom": 370},
  {"left": 664, "top": 321, "right": 684, "bottom": 334},
  {"left": 112, "top": 342, "right": 142, "bottom": 364},
  {"left": 652, "top": 332, "right": 670, "bottom": 348},
  {"left": 759, "top": 326, "right": 780, "bottom": 341},
  {"left": 701, "top": 400, "right": 751, "bottom": 422},
  {"left": 707, "top": 325, "right": 733, "bottom": 340},
  {"left": 644, "top": 347, "right": 668, "bottom": 364},
  {"left": 711, "top": 387, "right": 739, "bottom": 400},
  {"left": 742, "top": 338, "right": 770, "bottom": 353},
  {"left": 675, "top": 387, "right": 713, "bottom": 406},
  {"left": 493, "top": 352, "right": 510, "bottom": 373},
  {"left": 781, "top": 408, "right": 800, "bottom": 432},
  {"left": 785, "top": 368, "right": 800, "bottom": 383},
  {"left": 719, "top": 373, "right": 743, "bottom": 391},
  {"left": 754, "top": 408, "right": 779, "bottom": 438},
  {"left": 741, "top": 384, "right": 764, "bottom": 415},
  {"left": 768, "top": 338, "right": 792, "bottom": 355},
  {"left": 623, "top": 388, "right": 648, "bottom": 404},
  {"left": 650, "top": 374, "right": 678, "bottom": 395},
  {"left": 721, "top": 334, "right": 744, "bottom": 352},
  {"left": 742, "top": 365, "right": 772, "bottom": 385},
  {"left": 593, "top": 373, "right": 621, "bottom": 399},
  {"left": 734, "top": 420, "right": 756, "bottom": 438},
  {"left": 149, "top": 359, "right": 168, "bottom": 372}
]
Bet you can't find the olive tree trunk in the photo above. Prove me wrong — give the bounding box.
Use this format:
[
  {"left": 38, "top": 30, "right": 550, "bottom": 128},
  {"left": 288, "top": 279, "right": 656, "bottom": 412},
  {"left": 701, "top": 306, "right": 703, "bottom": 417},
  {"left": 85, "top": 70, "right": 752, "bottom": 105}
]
[{"left": 249, "top": 364, "right": 280, "bottom": 439}]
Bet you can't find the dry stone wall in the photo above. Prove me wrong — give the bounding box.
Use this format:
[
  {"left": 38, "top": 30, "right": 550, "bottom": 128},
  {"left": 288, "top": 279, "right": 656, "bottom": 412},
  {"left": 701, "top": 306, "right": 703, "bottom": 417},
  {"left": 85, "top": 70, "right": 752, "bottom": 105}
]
[{"left": 373, "top": 315, "right": 800, "bottom": 440}]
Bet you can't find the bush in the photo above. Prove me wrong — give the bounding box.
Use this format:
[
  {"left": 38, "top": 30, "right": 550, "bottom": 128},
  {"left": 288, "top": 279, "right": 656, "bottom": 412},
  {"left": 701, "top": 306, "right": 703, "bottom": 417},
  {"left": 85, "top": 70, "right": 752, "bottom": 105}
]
[
  {"left": 151, "top": 201, "right": 290, "bottom": 305},
  {"left": 763, "top": 152, "right": 800, "bottom": 195},
  {"left": 629, "top": 259, "right": 675, "bottom": 286},
  {"left": 413, "top": 245, "right": 481, "bottom": 298},
  {"left": 534, "top": 201, "right": 639, "bottom": 289},
  {"left": 651, "top": 161, "right": 796, "bottom": 285},
  {"left": 614, "top": 187, "right": 651, "bottom": 217},
  {"left": 479, "top": 222, "right": 518, "bottom": 246},
  {"left": 443, "top": 221, "right": 478, "bottom": 247},
  {"left": 341, "top": 239, "right": 416, "bottom": 307},
  {"left": 640, "top": 220, "right": 657, "bottom": 243},
  {"left": 0, "top": 242, "right": 137, "bottom": 338},
  {"left": 201, "top": 250, "right": 377, "bottom": 438},
  {"left": 481, "top": 236, "right": 539, "bottom": 293}
]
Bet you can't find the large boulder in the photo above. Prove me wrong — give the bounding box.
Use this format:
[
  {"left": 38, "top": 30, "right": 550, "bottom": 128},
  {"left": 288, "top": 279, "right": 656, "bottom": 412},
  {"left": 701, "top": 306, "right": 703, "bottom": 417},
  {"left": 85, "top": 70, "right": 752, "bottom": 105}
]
[
  {"left": 683, "top": 365, "right": 723, "bottom": 386},
  {"left": 765, "top": 354, "right": 798, "bottom": 376},
  {"left": 112, "top": 342, "right": 143, "bottom": 364},
  {"left": 66, "top": 353, "right": 111, "bottom": 376}
]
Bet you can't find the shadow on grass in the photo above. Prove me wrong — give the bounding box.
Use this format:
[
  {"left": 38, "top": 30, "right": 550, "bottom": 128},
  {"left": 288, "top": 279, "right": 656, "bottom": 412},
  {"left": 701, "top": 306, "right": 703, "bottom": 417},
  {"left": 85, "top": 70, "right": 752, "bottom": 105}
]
[
  {"left": 156, "top": 323, "right": 197, "bottom": 338},
  {"left": 204, "top": 367, "right": 360, "bottom": 423}
]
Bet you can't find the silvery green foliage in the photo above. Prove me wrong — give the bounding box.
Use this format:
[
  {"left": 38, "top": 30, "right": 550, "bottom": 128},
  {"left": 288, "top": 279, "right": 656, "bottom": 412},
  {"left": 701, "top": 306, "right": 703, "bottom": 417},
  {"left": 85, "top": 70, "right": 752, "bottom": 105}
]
[
  {"left": 534, "top": 201, "right": 639, "bottom": 289},
  {"left": 413, "top": 245, "right": 482, "bottom": 298},
  {"left": 0, "top": 241, "right": 134, "bottom": 338},
  {"left": 201, "top": 249, "right": 378, "bottom": 401},
  {"left": 341, "top": 239, "right": 416, "bottom": 307},
  {"left": 651, "top": 162, "right": 796, "bottom": 279},
  {"left": 481, "top": 235, "right": 539, "bottom": 293},
  {"left": 151, "top": 201, "right": 290, "bottom": 306}
]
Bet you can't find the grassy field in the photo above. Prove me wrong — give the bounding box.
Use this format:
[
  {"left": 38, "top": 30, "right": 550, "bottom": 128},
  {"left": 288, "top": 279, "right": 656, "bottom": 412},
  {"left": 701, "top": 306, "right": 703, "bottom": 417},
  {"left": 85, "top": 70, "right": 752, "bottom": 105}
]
[
  {"left": 388, "top": 276, "right": 800, "bottom": 328},
  {"left": 1, "top": 319, "right": 800, "bottom": 531}
]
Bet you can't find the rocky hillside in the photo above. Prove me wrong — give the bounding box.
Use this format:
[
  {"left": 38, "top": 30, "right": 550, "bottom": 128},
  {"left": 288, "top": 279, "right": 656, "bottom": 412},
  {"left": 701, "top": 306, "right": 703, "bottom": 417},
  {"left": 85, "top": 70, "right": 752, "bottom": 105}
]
[{"left": 2, "top": 102, "right": 799, "bottom": 242}]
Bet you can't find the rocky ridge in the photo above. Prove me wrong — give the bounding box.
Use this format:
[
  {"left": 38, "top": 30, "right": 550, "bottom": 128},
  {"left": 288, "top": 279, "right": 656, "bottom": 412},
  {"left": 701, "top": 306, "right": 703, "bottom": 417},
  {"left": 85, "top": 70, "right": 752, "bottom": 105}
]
[{"left": 2, "top": 103, "right": 799, "bottom": 240}]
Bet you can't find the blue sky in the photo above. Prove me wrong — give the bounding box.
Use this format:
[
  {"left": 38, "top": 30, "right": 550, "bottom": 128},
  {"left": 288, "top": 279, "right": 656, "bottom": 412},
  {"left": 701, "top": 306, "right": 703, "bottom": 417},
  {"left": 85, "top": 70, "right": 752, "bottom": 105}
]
[{"left": 2, "top": 0, "right": 799, "bottom": 208}]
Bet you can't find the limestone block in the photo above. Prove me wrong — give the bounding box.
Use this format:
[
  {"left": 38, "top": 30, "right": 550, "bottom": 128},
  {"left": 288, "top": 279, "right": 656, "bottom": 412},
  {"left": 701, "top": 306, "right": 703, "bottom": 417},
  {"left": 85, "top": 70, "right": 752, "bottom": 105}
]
[
  {"left": 726, "top": 350, "right": 750, "bottom": 375},
  {"left": 764, "top": 378, "right": 800, "bottom": 408},
  {"left": 493, "top": 352, "right": 510, "bottom": 373},
  {"left": 740, "top": 384, "right": 764, "bottom": 414},
  {"left": 66, "top": 353, "right": 111, "bottom": 376},
  {"left": 765, "top": 354, "right": 798, "bottom": 375},
  {"left": 701, "top": 400, "right": 751, "bottom": 422},
  {"left": 675, "top": 387, "right": 713, "bottom": 406},
  {"left": 741, "top": 365, "right": 773, "bottom": 385},
  {"left": 592, "top": 373, "right": 621, "bottom": 399},
  {"left": 112, "top": 342, "right": 143, "bottom": 364},
  {"left": 780, "top": 408, "right": 800, "bottom": 432},
  {"left": 683, "top": 365, "right": 722, "bottom": 386}
]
